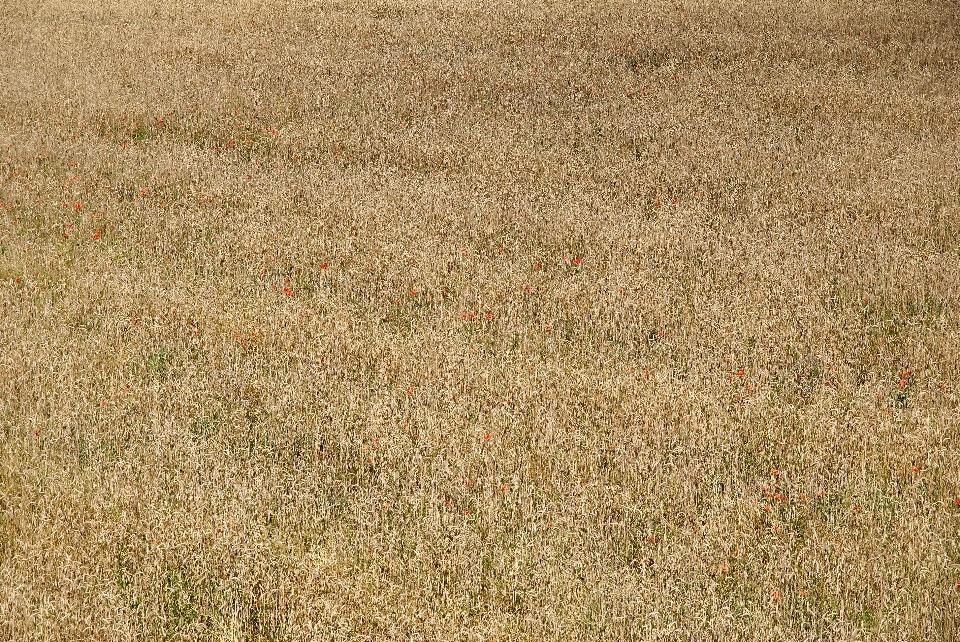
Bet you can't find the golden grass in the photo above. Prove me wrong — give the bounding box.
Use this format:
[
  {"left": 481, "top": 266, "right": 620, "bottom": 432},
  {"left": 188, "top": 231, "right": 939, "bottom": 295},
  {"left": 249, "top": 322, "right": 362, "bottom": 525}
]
[{"left": 1, "top": 0, "right": 959, "bottom": 639}]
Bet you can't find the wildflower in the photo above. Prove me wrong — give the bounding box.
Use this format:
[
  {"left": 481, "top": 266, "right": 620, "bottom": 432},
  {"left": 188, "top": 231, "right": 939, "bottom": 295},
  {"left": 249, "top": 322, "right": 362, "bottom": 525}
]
[{"left": 283, "top": 287, "right": 292, "bottom": 296}]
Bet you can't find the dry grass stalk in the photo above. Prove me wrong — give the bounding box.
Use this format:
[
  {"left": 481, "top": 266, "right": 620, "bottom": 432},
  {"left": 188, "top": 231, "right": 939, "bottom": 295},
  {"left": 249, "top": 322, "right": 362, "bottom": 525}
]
[{"left": 1, "top": 0, "right": 959, "bottom": 639}]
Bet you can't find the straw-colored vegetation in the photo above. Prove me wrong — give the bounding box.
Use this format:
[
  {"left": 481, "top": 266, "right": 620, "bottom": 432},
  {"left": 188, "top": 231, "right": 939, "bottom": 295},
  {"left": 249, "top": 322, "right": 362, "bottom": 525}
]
[{"left": 1, "top": 0, "right": 958, "bottom": 639}]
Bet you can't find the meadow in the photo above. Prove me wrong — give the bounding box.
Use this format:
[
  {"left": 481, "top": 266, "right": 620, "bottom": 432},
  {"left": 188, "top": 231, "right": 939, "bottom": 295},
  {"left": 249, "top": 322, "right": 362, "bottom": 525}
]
[{"left": 1, "top": 0, "right": 959, "bottom": 639}]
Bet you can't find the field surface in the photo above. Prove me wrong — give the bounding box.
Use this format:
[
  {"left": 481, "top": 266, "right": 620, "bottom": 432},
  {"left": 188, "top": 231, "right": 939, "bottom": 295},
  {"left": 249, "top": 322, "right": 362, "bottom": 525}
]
[{"left": 1, "top": 0, "right": 959, "bottom": 639}]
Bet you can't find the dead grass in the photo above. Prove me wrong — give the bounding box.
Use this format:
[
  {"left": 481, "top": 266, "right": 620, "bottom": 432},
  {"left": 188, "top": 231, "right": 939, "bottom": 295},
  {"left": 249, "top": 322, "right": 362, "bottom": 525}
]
[{"left": 1, "top": 0, "right": 959, "bottom": 639}]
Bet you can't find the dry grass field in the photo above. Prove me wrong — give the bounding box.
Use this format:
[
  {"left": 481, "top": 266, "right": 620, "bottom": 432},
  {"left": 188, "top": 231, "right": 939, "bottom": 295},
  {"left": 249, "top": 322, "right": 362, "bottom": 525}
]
[{"left": 1, "top": 0, "right": 959, "bottom": 639}]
